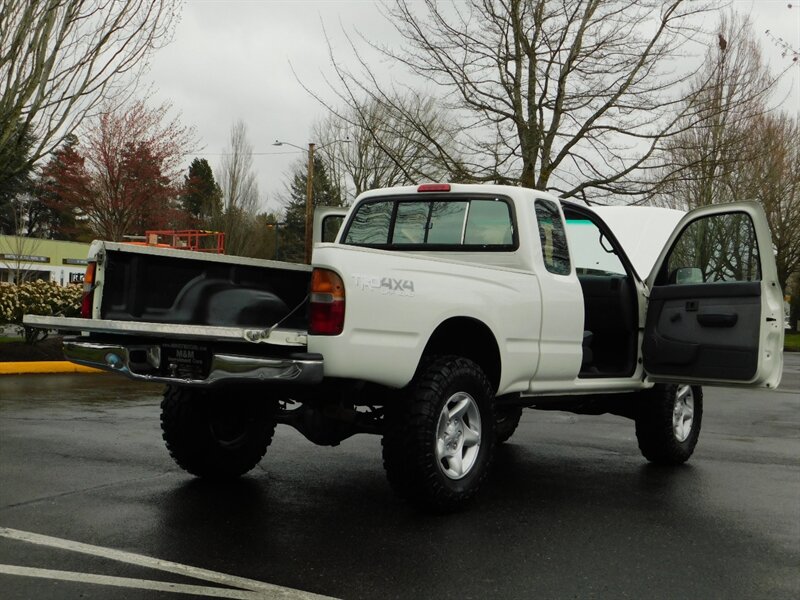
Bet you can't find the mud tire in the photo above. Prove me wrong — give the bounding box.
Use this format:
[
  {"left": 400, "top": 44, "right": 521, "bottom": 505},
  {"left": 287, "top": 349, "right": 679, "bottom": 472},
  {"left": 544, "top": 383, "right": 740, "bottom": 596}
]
[
  {"left": 382, "top": 356, "right": 496, "bottom": 512},
  {"left": 161, "top": 385, "right": 276, "bottom": 478}
]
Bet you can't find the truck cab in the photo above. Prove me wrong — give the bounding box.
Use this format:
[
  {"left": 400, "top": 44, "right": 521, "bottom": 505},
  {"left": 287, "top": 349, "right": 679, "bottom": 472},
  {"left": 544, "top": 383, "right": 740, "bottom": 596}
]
[{"left": 313, "top": 185, "right": 783, "bottom": 395}]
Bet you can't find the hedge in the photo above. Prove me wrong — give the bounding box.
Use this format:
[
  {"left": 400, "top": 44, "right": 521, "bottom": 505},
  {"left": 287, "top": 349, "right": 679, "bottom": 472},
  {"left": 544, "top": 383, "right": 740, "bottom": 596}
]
[{"left": 0, "top": 281, "right": 83, "bottom": 342}]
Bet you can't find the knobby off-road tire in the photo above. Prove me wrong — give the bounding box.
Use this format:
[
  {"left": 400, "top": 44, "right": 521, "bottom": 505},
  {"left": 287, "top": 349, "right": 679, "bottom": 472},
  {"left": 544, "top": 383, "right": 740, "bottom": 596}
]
[
  {"left": 382, "top": 356, "right": 496, "bottom": 513},
  {"left": 161, "top": 385, "right": 277, "bottom": 478},
  {"left": 635, "top": 384, "right": 703, "bottom": 465},
  {"left": 495, "top": 406, "right": 523, "bottom": 444}
]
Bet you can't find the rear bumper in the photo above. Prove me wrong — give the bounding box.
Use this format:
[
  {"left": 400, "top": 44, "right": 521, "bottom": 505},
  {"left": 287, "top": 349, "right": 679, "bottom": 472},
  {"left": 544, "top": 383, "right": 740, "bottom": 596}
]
[{"left": 63, "top": 340, "right": 324, "bottom": 386}]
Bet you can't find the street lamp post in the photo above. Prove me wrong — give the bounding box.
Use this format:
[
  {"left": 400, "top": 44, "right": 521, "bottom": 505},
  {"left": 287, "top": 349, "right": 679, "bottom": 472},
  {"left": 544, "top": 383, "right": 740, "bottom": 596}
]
[
  {"left": 305, "top": 143, "right": 315, "bottom": 264},
  {"left": 273, "top": 139, "right": 348, "bottom": 264}
]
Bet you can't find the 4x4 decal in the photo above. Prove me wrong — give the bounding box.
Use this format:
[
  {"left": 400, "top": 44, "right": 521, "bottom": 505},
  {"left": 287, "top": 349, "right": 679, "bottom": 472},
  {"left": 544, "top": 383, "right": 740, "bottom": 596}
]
[{"left": 352, "top": 273, "right": 415, "bottom": 297}]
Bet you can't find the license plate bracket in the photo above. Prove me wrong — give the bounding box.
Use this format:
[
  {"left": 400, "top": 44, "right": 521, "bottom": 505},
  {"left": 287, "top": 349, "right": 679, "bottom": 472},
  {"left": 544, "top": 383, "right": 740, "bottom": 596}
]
[{"left": 161, "top": 343, "right": 210, "bottom": 379}]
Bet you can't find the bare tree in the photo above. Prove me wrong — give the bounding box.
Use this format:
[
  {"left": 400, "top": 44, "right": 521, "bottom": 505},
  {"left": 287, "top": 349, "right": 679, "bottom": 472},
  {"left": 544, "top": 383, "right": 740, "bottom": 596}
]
[
  {"left": 0, "top": 202, "right": 45, "bottom": 284},
  {"left": 44, "top": 99, "right": 195, "bottom": 241},
  {"left": 764, "top": 3, "right": 800, "bottom": 65},
  {"left": 311, "top": 0, "right": 728, "bottom": 202},
  {"left": 649, "top": 13, "right": 780, "bottom": 210},
  {"left": 648, "top": 14, "right": 798, "bottom": 320},
  {"left": 0, "top": 0, "right": 181, "bottom": 183},
  {"left": 739, "top": 112, "right": 800, "bottom": 330},
  {"left": 742, "top": 113, "right": 800, "bottom": 294},
  {"left": 312, "top": 94, "right": 459, "bottom": 202},
  {"left": 217, "top": 120, "right": 261, "bottom": 256}
]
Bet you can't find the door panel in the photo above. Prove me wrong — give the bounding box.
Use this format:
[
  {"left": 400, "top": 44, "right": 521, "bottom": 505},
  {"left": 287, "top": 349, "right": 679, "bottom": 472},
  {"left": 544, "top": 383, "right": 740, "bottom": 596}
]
[
  {"left": 644, "top": 202, "right": 783, "bottom": 388},
  {"left": 643, "top": 282, "right": 760, "bottom": 380}
]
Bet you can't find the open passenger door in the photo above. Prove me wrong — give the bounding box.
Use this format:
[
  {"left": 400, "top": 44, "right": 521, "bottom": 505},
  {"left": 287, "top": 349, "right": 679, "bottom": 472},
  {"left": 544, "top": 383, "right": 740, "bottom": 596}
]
[{"left": 643, "top": 202, "right": 784, "bottom": 389}]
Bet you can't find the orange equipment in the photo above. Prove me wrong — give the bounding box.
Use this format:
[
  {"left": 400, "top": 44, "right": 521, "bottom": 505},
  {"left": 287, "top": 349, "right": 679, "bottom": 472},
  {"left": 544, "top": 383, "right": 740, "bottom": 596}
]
[{"left": 143, "top": 230, "right": 225, "bottom": 254}]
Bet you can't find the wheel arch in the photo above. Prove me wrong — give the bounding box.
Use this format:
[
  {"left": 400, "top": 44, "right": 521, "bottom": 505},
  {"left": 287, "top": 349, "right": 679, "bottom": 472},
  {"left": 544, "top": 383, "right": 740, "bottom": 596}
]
[{"left": 421, "top": 317, "right": 502, "bottom": 392}]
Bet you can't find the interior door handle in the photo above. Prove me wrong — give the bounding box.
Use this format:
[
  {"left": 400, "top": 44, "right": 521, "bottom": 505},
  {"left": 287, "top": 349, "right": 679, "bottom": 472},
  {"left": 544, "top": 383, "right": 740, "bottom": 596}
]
[{"left": 696, "top": 313, "right": 738, "bottom": 327}]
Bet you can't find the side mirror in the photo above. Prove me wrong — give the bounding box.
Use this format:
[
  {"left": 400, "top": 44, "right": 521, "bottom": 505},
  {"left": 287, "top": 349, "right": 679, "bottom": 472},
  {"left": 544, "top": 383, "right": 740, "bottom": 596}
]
[{"left": 669, "top": 267, "right": 703, "bottom": 285}]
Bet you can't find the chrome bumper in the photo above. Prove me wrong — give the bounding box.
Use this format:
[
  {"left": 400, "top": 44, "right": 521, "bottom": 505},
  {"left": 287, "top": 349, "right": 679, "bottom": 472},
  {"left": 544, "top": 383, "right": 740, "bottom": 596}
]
[{"left": 63, "top": 340, "right": 324, "bottom": 386}]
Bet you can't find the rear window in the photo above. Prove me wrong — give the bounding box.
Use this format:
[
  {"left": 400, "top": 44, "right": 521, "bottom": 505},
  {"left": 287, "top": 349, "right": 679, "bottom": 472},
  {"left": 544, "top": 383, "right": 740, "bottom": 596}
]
[
  {"left": 345, "top": 201, "right": 393, "bottom": 245},
  {"left": 343, "top": 196, "right": 516, "bottom": 250}
]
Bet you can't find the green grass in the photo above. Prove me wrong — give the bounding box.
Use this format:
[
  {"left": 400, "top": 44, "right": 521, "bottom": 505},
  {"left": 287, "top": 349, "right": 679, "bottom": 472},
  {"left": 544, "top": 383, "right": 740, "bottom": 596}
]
[{"left": 785, "top": 332, "right": 800, "bottom": 352}]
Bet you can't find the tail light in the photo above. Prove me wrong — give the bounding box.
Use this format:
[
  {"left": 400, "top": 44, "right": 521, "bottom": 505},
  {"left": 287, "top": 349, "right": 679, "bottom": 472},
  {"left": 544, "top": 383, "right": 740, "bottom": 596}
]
[
  {"left": 80, "top": 261, "right": 97, "bottom": 318},
  {"left": 309, "top": 268, "right": 345, "bottom": 335}
]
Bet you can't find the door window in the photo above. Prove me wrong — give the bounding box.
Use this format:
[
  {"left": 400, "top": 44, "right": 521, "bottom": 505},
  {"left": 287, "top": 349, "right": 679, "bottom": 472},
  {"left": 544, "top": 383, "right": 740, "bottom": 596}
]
[{"left": 663, "top": 212, "right": 761, "bottom": 284}]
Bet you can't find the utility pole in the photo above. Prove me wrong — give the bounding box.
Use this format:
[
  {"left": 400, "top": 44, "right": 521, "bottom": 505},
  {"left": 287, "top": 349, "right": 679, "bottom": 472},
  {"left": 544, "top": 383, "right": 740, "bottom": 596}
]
[
  {"left": 273, "top": 138, "right": 348, "bottom": 264},
  {"left": 305, "top": 142, "right": 315, "bottom": 264}
]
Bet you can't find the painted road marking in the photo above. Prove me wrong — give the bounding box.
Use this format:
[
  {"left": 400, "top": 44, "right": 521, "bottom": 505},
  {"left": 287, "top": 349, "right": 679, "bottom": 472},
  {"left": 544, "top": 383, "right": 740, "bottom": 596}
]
[
  {"left": 0, "top": 527, "right": 336, "bottom": 599},
  {"left": 0, "top": 361, "right": 102, "bottom": 375},
  {"left": 0, "top": 566, "right": 268, "bottom": 599}
]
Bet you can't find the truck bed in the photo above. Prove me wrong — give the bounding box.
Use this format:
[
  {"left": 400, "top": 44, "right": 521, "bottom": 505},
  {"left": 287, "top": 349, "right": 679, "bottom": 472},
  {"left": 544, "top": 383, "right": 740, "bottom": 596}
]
[
  {"left": 23, "top": 242, "right": 320, "bottom": 386},
  {"left": 96, "top": 243, "right": 311, "bottom": 330}
]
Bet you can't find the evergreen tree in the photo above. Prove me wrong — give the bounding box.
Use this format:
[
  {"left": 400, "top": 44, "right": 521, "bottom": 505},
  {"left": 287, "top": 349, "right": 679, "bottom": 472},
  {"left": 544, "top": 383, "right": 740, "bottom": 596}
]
[
  {"left": 280, "top": 156, "right": 344, "bottom": 262},
  {"left": 180, "top": 158, "right": 222, "bottom": 226},
  {"left": 0, "top": 121, "right": 36, "bottom": 234}
]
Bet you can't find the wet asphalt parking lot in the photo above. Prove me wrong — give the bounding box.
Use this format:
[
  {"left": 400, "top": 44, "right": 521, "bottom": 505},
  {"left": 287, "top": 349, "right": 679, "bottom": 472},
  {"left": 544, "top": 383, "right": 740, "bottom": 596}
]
[{"left": 1, "top": 354, "right": 798, "bottom": 599}]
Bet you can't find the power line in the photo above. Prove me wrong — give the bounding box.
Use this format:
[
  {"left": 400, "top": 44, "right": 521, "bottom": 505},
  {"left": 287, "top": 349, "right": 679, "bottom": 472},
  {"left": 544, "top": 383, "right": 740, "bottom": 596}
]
[{"left": 184, "top": 150, "right": 303, "bottom": 156}]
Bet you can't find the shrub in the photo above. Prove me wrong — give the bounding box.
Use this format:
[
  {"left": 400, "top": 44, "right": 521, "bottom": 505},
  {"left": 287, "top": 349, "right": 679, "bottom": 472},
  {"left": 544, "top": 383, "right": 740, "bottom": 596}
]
[{"left": 0, "top": 281, "right": 83, "bottom": 342}]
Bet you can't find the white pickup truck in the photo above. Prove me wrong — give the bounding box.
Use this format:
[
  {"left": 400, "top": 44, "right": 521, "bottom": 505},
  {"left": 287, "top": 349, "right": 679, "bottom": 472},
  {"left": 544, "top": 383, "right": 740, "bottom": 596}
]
[{"left": 26, "top": 183, "right": 785, "bottom": 512}]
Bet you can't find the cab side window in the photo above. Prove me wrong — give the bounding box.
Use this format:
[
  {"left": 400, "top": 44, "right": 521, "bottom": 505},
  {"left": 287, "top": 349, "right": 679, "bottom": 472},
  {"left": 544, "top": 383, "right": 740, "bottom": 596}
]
[
  {"left": 535, "top": 199, "right": 570, "bottom": 275},
  {"left": 664, "top": 212, "right": 760, "bottom": 284}
]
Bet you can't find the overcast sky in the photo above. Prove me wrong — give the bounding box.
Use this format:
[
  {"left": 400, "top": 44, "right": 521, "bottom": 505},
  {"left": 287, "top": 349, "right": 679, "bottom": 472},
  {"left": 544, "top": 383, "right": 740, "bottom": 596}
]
[{"left": 145, "top": 0, "right": 800, "bottom": 214}]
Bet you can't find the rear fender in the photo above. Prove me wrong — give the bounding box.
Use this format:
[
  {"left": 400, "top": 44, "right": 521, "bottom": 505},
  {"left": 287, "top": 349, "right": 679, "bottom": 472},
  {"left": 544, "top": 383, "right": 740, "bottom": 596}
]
[{"left": 422, "top": 317, "right": 501, "bottom": 392}]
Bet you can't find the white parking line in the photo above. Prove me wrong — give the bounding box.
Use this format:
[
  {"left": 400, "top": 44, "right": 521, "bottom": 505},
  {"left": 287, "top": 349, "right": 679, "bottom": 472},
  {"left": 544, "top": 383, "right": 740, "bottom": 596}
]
[
  {"left": 0, "top": 565, "right": 267, "bottom": 599},
  {"left": 0, "top": 527, "right": 337, "bottom": 600}
]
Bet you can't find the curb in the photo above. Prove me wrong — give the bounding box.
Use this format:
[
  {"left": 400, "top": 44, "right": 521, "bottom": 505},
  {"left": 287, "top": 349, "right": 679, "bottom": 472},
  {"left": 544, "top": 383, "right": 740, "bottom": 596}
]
[{"left": 0, "top": 362, "right": 103, "bottom": 375}]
